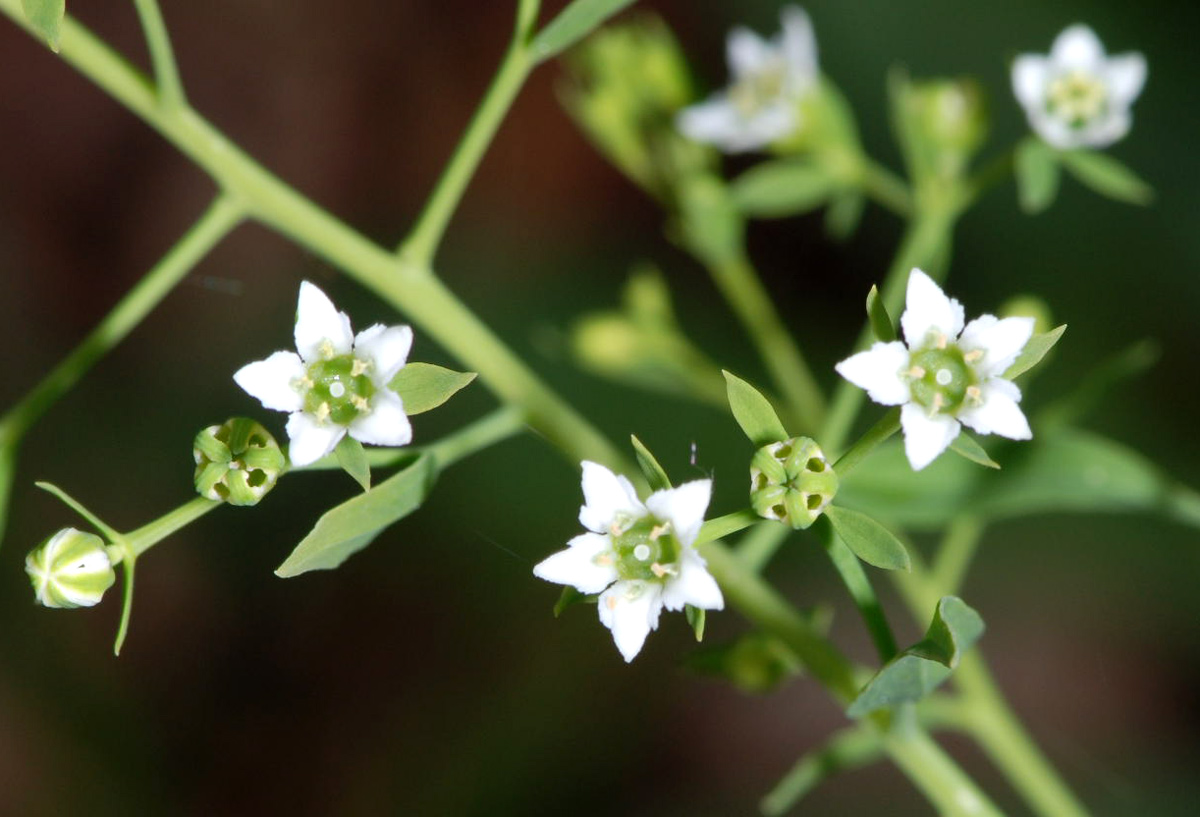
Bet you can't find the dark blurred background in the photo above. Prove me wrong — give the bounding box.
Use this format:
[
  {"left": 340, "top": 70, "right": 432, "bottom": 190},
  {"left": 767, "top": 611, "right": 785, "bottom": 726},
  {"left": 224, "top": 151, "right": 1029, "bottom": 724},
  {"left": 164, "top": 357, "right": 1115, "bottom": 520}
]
[{"left": 2, "top": 1, "right": 1198, "bottom": 814}]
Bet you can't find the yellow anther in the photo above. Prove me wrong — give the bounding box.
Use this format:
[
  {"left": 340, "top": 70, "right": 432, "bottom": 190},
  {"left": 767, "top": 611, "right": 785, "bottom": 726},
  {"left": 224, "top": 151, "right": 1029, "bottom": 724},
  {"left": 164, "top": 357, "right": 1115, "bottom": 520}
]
[
  {"left": 966, "top": 385, "right": 983, "bottom": 405},
  {"left": 351, "top": 359, "right": 369, "bottom": 377},
  {"left": 315, "top": 402, "right": 331, "bottom": 422},
  {"left": 964, "top": 349, "right": 984, "bottom": 363},
  {"left": 606, "top": 595, "right": 618, "bottom": 610},
  {"left": 907, "top": 365, "right": 927, "bottom": 379},
  {"left": 351, "top": 395, "right": 369, "bottom": 410},
  {"left": 649, "top": 523, "right": 670, "bottom": 541}
]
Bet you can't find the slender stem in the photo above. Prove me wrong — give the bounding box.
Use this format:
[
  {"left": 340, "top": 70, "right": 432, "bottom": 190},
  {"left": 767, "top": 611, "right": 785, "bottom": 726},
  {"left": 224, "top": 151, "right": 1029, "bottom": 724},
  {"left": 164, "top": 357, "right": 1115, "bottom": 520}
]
[
  {"left": 819, "top": 520, "right": 897, "bottom": 661},
  {"left": 0, "top": 447, "right": 14, "bottom": 546},
  {"left": 396, "top": 4, "right": 538, "bottom": 266},
  {"left": 832, "top": 407, "right": 900, "bottom": 477},
  {"left": 696, "top": 508, "right": 759, "bottom": 546},
  {"left": 761, "top": 725, "right": 883, "bottom": 816},
  {"left": 931, "top": 514, "right": 984, "bottom": 594},
  {"left": 966, "top": 146, "right": 1016, "bottom": 206},
  {"left": 735, "top": 520, "right": 789, "bottom": 573},
  {"left": 2, "top": 195, "right": 243, "bottom": 440},
  {"left": 131, "top": 0, "right": 185, "bottom": 109},
  {"left": 708, "top": 252, "right": 827, "bottom": 434},
  {"left": 882, "top": 716, "right": 1005, "bottom": 817},
  {"left": 860, "top": 157, "right": 912, "bottom": 217},
  {"left": 125, "top": 496, "right": 220, "bottom": 558},
  {"left": 424, "top": 406, "right": 526, "bottom": 469}
]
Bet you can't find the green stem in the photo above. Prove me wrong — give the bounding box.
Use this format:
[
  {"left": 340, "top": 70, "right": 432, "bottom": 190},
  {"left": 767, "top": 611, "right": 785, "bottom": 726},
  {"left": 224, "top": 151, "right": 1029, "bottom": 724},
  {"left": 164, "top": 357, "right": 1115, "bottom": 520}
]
[
  {"left": 761, "top": 725, "right": 883, "bottom": 816},
  {"left": 2, "top": 195, "right": 243, "bottom": 441},
  {"left": 708, "top": 252, "right": 827, "bottom": 434},
  {"left": 882, "top": 714, "right": 1004, "bottom": 817},
  {"left": 695, "top": 508, "right": 759, "bottom": 546},
  {"left": 131, "top": 0, "right": 185, "bottom": 109},
  {"left": 424, "top": 406, "right": 526, "bottom": 469},
  {"left": 931, "top": 514, "right": 984, "bottom": 594},
  {"left": 819, "top": 520, "right": 897, "bottom": 661},
  {"left": 125, "top": 496, "right": 220, "bottom": 558},
  {"left": 397, "top": 5, "right": 537, "bottom": 266},
  {"left": 735, "top": 520, "right": 789, "bottom": 573},
  {"left": 860, "top": 157, "right": 912, "bottom": 217},
  {"left": 832, "top": 407, "right": 900, "bottom": 477}
]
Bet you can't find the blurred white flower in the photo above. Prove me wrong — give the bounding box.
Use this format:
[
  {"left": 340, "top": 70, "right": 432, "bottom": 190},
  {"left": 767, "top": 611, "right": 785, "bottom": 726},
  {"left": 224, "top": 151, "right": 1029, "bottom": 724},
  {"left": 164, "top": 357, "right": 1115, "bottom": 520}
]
[
  {"left": 534, "top": 462, "right": 724, "bottom": 662},
  {"left": 677, "top": 6, "right": 818, "bottom": 153},
  {"left": 836, "top": 269, "right": 1034, "bottom": 470},
  {"left": 1012, "top": 24, "right": 1146, "bottom": 149},
  {"left": 235, "top": 281, "right": 412, "bottom": 466}
]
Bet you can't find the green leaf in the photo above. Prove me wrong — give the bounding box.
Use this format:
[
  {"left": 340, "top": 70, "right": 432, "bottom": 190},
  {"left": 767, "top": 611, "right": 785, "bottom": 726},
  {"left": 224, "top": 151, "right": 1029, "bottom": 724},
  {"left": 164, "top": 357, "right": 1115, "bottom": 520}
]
[
  {"left": 723, "top": 370, "right": 788, "bottom": 448},
  {"left": 275, "top": 454, "right": 436, "bottom": 577},
  {"left": 390, "top": 363, "right": 476, "bottom": 415},
  {"left": 729, "top": 160, "right": 836, "bottom": 218},
  {"left": 530, "top": 0, "right": 638, "bottom": 63},
  {"left": 1058, "top": 149, "right": 1153, "bottom": 205},
  {"left": 684, "top": 631, "right": 803, "bottom": 694},
  {"left": 113, "top": 556, "right": 136, "bottom": 656},
  {"left": 865, "top": 285, "right": 896, "bottom": 342},
  {"left": 553, "top": 585, "right": 597, "bottom": 617},
  {"left": 630, "top": 434, "right": 671, "bottom": 492},
  {"left": 949, "top": 432, "right": 999, "bottom": 470},
  {"left": 847, "top": 596, "right": 984, "bottom": 718},
  {"left": 22, "top": 0, "right": 65, "bottom": 52},
  {"left": 823, "top": 190, "right": 865, "bottom": 241},
  {"left": 685, "top": 605, "right": 706, "bottom": 641},
  {"left": 823, "top": 504, "right": 910, "bottom": 571},
  {"left": 1004, "top": 324, "right": 1066, "bottom": 380},
  {"left": 1014, "top": 137, "right": 1061, "bottom": 214},
  {"left": 335, "top": 435, "right": 371, "bottom": 491}
]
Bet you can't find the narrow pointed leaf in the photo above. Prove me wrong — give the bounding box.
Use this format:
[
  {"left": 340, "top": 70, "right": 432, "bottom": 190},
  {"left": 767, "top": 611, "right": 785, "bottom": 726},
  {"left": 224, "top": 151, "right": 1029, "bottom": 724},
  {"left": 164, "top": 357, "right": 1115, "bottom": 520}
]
[
  {"left": 1059, "top": 149, "right": 1153, "bottom": 205},
  {"left": 823, "top": 504, "right": 910, "bottom": 571},
  {"left": 276, "top": 454, "right": 436, "bottom": 577},
  {"left": 1015, "top": 137, "right": 1061, "bottom": 214},
  {"left": 390, "top": 363, "right": 476, "bottom": 415},
  {"left": 530, "top": 0, "right": 638, "bottom": 63},
  {"left": 22, "top": 0, "right": 64, "bottom": 52},
  {"left": 723, "top": 371, "right": 788, "bottom": 448},
  {"left": 553, "top": 585, "right": 597, "bottom": 617},
  {"left": 865, "top": 285, "right": 895, "bottom": 342},
  {"left": 729, "top": 160, "right": 835, "bottom": 218},
  {"left": 113, "top": 556, "right": 136, "bottom": 656},
  {"left": 1004, "top": 324, "right": 1066, "bottom": 380},
  {"left": 630, "top": 434, "right": 671, "bottom": 492},
  {"left": 761, "top": 726, "right": 883, "bottom": 816},
  {"left": 949, "top": 432, "right": 1000, "bottom": 469},
  {"left": 824, "top": 190, "right": 865, "bottom": 241},
  {"left": 335, "top": 435, "right": 371, "bottom": 491},
  {"left": 685, "top": 605, "right": 706, "bottom": 641}
]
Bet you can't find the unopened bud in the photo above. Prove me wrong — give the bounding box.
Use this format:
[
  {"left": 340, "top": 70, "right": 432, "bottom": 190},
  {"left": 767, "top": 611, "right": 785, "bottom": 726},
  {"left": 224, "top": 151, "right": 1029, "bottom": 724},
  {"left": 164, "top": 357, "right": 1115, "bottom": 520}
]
[
  {"left": 26, "top": 528, "right": 116, "bottom": 608},
  {"left": 194, "top": 418, "right": 285, "bottom": 506},
  {"left": 749, "top": 437, "right": 838, "bottom": 529}
]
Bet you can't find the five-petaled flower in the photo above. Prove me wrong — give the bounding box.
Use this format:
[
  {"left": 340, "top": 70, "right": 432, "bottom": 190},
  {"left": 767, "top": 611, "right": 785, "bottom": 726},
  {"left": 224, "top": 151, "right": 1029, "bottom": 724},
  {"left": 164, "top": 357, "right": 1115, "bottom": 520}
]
[
  {"left": 1012, "top": 24, "right": 1146, "bottom": 150},
  {"left": 234, "top": 281, "right": 413, "bottom": 467},
  {"left": 677, "top": 5, "right": 818, "bottom": 153},
  {"left": 836, "top": 269, "right": 1034, "bottom": 471},
  {"left": 534, "top": 462, "right": 724, "bottom": 662}
]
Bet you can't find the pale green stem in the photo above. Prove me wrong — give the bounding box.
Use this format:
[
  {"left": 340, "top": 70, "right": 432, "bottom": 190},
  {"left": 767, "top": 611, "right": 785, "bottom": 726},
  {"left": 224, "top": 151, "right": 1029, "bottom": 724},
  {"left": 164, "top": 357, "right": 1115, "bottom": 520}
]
[
  {"left": 423, "top": 406, "right": 526, "bottom": 469},
  {"left": 819, "top": 519, "right": 897, "bottom": 661},
  {"left": 931, "top": 514, "right": 984, "bottom": 594},
  {"left": 860, "top": 156, "right": 912, "bottom": 217},
  {"left": 882, "top": 709, "right": 1004, "bottom": 817},
  {"left": 1, "top": 195, "right": 244, "bottom": 442},
  {"left": 696, "top": 508, "right": 760, "bottom": 545},
  {"left": 132, "top": 0, "right": 185, "bottom": 109},
  {"left": 708, "top": 253, "right": 827, "bottom": 434},
  {"left": 736, "top": 521, "right": 790, "bottom": 573},
  {"left": 0, "top": 447, "right": 17, "bottom": 546},
  {"left": 396, "top": 1, "right": 538, "bottom": 266},
  {"left": 761, "top": 725, "right": 883, "bottom": 816},
  {"left": 125, "top": 496, "right": 218, "bottom": 558},
  {"left": 832, "top": 407, "right": 900, "bottom": 478}
]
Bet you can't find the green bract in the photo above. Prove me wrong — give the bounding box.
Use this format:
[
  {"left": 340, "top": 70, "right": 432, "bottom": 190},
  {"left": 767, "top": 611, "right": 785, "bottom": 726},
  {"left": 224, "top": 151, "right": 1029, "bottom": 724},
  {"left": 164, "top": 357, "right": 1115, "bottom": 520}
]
[
  {"left": 750, "top": 437, "right": 838, "bottom": 529},
  {"left": 193, "top": 418, "right": 285, "bottom": 506},
  {"left": 25, "top": 527, "right": 117, "bottom": 609}
]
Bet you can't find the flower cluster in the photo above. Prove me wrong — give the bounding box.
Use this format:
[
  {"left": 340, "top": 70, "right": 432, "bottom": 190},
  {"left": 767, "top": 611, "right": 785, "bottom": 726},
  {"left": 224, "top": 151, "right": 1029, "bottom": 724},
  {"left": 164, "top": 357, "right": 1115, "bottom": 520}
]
[
  {"left": 534, "top": 462, "right": 724, "bottom": 662},
  {"left": 235, "top": 282, "right": 413, "bottom": 467},
  {"left": 836, "top": 269, "right": 1034, "bottom": 470},
  {"left": 677, "top": 5, "right": 818, "bottom": 153}
]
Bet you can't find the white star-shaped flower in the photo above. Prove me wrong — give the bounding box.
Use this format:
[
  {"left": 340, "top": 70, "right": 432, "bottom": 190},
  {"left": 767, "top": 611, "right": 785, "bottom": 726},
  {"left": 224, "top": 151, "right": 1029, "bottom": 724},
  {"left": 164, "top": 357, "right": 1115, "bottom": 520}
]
[
  {"left": 234, "top": 281, "right": 413, "bottom": 467},
  {"left": 676, "top": 5, "right": 818, "bottom": 153},
  {"left": 1012, "top": 24, "right": 1146, "bottom": 150},
  {"left": 835, "top": 269, "right": 1035, "bottom": 471},
  {"left": 534, "top": 462, "right": 724, "bottom": 662}
]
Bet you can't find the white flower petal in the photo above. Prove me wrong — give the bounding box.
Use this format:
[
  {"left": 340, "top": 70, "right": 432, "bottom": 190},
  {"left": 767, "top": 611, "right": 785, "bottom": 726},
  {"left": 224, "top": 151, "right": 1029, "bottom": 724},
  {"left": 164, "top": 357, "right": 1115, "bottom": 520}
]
[
  {"left": 900, "top": 403, "right": 961, "bottom": 471},
  {"left": 579, "top": 461, "right": 644, "bottom": 534},
  {"left": 644, "top": 479, "right": 711, "bottom": 547},
  {"left": 1082, "top": 109, "right": 1131, "bottom": 148},
  {"left": 355, "top": 324, "right": 413, "bottom": 385},
  {"left": 348, "top": 390, "right": 412, "bottom": 447},
  {"left": 677, "top": 96, "right": 742, "bottom": 145},
  {"left": 1051, "top": 24, "right": 1105, "bottom": 69},
  {"left": 901, "top": 269, "right": 964, "bottom": 348},
  {"left": 959, "top": 315, "right": 1035, "bottom": 378},
  {"left": 294, "top": 281, "right": 354, "bottom": 363},
  {"left": 285, "top": 412, "right": 345, "bottom": 466},
  {"left": 835, "top": 342, "right": 910, "bottom": 406},
  {"left": 598, "top": 580, "right": 663, "bottom": 663},
  {"left": 233, "top": 351, "right": 305, "bottom": 412},
  {"left": 1106, "top": 53, "right": 1147, "bottom": 106},
  {"left": 727, "top": 27, "right": 772, "bottom": 78},
  {"left": 1027, "top": 110, "right": 1078, "bottom": 149},
  {"left": 1011, "top": 55, "right": 1049, "bottom": 109},
  {"left": 958, "top": 379, "right": 1032, "bottom": 440},
  {"left": 779, "top": 5, "right": 818, "bottom": 85},
  {"left": 661, "top": 550, "right": 724, "bottom": 612},
  {"left": 533, "top": 533, "right": 619, "bottom": 594}
]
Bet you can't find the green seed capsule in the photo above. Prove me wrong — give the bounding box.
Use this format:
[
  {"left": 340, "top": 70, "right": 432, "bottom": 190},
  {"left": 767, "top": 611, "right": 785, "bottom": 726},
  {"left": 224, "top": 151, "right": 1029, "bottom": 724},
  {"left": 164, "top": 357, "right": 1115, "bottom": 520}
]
[
  {"left": 26, "top": 528, "right": 116, "bottom": 609},
  {"left": 749, "top": 437, "right": 839, "bottom": 529},
  {"left": 193, "top": 418, "right": 286, "bottom": 506}
]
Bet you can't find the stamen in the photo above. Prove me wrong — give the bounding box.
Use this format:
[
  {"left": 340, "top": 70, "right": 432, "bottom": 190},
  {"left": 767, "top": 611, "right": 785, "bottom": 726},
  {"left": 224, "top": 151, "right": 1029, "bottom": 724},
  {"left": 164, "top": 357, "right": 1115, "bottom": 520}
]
[
  {"left": 935, "top": 332, "right": 948, "bottom": 350},
  {"left": 318, "top": 339, "right": 335, "bottom": 360},
  {"left": 351, "top": 359, "right": 369, "bottom": 376},
  {"left": 649, "top": 523, "right": 670, "bottom": 541},
  {"left": 651, "top": 562, "right": 675, "bottom": 578},
  {"left": 315, "top": 402, "right": 331, "bottom": 422},
  {"left": 928, "top": 393, "right": 945, "bottom": 417},
  {"left": 964, "top": 349, "right": 984, "bottom": 363},
  {"left": 907, "top": 366, "right": 927, "bottom": 379},
  {"left": 594, "top": 553, "right": 614, "bottom": 567},
  {"left": 351, "top": 395, "right": 369, "bottom": 410},
  {"left": 966, "top": 385, "right": 983, "bottom": 405},
  {"left": 606, "top": 595, "right": 618, "bottom": 610}
]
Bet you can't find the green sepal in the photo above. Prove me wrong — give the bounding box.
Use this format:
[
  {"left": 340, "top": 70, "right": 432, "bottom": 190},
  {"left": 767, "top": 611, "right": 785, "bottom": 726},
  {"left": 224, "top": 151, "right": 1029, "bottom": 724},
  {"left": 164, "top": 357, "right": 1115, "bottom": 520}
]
[
  {"left": 335, "top": 435, "right": 371, "bottom": 491},
  {"left": 275, "top": 454, "right": 436, "bottom": 577},
  {"left": 1014, "top": 136, "right": 1061, "bottom": 214},
  {"left": 729, "top": 159, "right": 836, "bottom": 218},
  {"left": 1004, "top": 324, "right": 1066, "bottom": 380},
  {"left": 823, "top": 190, "right": 866, "bottom": 241},
  {"left": 530, "top": 0, "right": 638, "bottom": 63},
  {"left": 685, "top": 604, "right": 706, "bottom": 642},
  {"left": 865, "top": 285, "right": 896, "bottom": 342},
  {"left": 113, "top": 551, "right": 136, "bottom": 656},
  {"left": 630, "top": 434, "right": 671, "bottom": 492},
  {"left": 390, "top": 363, "right": 476, "bottom": 415},
  {"left": 21, "top": 0, "right": 64, "bottom": 52},
  {"left": 822, "top": 504, "right": 910, "bottom": 571},
  {"left": 1058, "top": 149, "right": 1153, "bottom": 206},
  {"left": 847, "top": 596, "right": 984, "bottom": 718},
  {"left": 684, "top": 631, "right": 802, "bottom": 693},
  {"left": 553, "top": 585, "right": 598, "bottom": 617},
  {"left": 949, "top": 433, "right": 1000, "bottom": 470},
  {"left": 723, "top": 371, "right": 788, "bottom": 448}
]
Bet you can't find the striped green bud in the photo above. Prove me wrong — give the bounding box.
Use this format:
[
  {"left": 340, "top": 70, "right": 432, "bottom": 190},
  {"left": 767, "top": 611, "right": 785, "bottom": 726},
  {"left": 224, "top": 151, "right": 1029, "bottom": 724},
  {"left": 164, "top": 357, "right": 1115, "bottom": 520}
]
[
  {"left": 749, "top": 437, "right": 838, "bottom": 529},
  {"left": 26, "top": 528, "right": 117, "bottom": 609},
  {"left": 193, "top": 418, "right": 285, "bottom": 506}
]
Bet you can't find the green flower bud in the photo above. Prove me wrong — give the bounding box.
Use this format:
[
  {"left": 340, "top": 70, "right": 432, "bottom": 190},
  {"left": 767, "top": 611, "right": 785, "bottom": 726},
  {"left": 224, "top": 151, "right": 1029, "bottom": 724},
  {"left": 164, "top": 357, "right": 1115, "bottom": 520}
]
[
  {"left": 893, "top": 73, "right": 987, "bottom": 183},
  {"left": 749, "top": 437, "right": 838, "bottom": 529},
  {"left": 193, "top": 418, "right": 285, "bottom": 506},
  {"left": 25, "top": 528, "right": 117, "bottom": 608}
]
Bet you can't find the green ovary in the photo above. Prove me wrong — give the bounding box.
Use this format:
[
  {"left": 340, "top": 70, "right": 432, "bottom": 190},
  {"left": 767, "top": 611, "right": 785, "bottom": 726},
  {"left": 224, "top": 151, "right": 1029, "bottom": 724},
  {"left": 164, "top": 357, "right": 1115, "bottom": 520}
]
[
  {"left": 907, "top": 346, "right": 975, "bottom": 413},
  {"left": 612, "top": 515, "right": 682, "bottom": 582},
  {"left": 303, "top": 354, "right": 376, "bottom": 425}
]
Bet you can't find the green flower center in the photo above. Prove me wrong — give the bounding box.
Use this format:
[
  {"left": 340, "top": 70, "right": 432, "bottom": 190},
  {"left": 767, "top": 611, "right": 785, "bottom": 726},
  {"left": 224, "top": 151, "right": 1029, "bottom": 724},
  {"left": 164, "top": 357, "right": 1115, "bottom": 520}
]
[
  {"left": 731, "top": 60, "right": 787, "bottom": 116},
  {"left": 907, "top": 345, "right": 977, "bottom": 414},
  {"left": 303, "top": 353, "right": 376, "bottom": 425},
  {"left": 611, "top": 514, "right": 682, "bottom": 582},
  {"left": 1046, "top": 70, "right": 1107, "bottom": 128}
]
